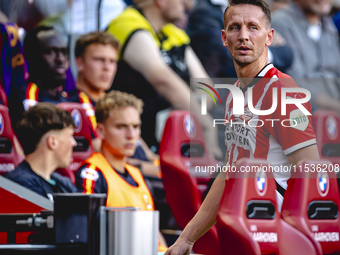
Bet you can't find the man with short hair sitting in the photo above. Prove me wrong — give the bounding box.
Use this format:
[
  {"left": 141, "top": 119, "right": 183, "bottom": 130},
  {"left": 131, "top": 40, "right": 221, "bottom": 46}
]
[
  {"left": 6, "top": 103, "right": 78, "bottom": 201},
  {"left": 75, "top": 91, "right": 167, "bottom": 251}
]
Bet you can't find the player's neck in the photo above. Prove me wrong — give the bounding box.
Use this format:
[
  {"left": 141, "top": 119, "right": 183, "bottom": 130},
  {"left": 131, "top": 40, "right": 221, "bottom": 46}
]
[
  {"left": 76, "top": 76, "right": 102, "bottom": 102},
  {"left": 142, "top": 6, "right": 166, "bottom": 33},
  {"left": 33, "top": 78, "right": 63, "bottom": 96},
  {"left": 101, "top": 141, "right": 126, "bottom": 174},
  {"left": 235, "top": 56, "right": 270, "bottom": 89},
  {"left": 25, "top": 151, "right": 57, "bottom": 180}
]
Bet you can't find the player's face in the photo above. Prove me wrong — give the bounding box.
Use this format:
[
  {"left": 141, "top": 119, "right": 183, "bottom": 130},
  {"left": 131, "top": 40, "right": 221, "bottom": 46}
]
[
  {"left": 54, "top": 127, "right": 76, "bottom": 168},
  {"left": 160, "top": 0, "right": 185, "bottom": 23},
  {"left": 77, "top": 43, "right": 118, "bottom": 93},
  {"left": 297, "top": 0, "right": 333, "bottom": 16},
  {"left": 99, "top": 107, "right": 141, "bottom": 158},
  {"left": 37, "top": 30, "right": 68, "bottom": 85},
  {"left": 222, "top": 4, "right": 273, "bottom": 66}
]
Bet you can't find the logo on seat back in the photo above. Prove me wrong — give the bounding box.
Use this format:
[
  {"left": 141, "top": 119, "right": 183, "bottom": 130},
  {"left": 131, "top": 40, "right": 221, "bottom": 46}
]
[
  {"left": 326, "top": 115, "right": 338, "bottom": 140},
  {"left": 71, "top": 109, "right": 82, "bottom": 133},
  {"left": 317, "top": 172, "right": 329, "bottom": 197},
  {"left": 0, "top": 113, "right": 4, "bottom": 135},
  {"left": 255, "top": 171, "right": 267, "bottom": 196},
  {"left": 184, "top": 114, "right": 196, "bottom": 138}
]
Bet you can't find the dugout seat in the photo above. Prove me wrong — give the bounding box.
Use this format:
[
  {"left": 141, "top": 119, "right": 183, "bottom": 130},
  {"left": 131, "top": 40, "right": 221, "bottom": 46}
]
[
  {"left": 216, "top": 159, "right": 317, "bottom": 255},
  {"left": 56, "top": 103, "right": 94, "bottom": 183},
  {"left": 312, "top": 111, "right": 340, "bottom": 164},
  {"left": 281, "top": 160, "right": 340, "bottom": 255},
  {"left": 0, "top": 175, "right": 53, "bottom": 244},
  {"left": 0, "top": 105, "right": 22, "bottom": 176},
  {"left": 159, "top": 111, "right": 219, "bottom": 255},
  {"left": 0, "top": 84, "right": 8, "bottom": 107}
]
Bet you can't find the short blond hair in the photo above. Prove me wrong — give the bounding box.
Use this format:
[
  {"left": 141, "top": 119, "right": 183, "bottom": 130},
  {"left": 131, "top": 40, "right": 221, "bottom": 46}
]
[
  {"left": 75, "top": 31, "right": 120, "bottom": 57},
  {"left": 96, "top": 91, "right": 144, "bottom": 123}
]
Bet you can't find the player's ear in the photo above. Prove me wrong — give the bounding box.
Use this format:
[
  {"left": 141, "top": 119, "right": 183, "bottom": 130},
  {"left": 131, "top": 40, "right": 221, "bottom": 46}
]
[
  {"left": 75, "top": 56, "right": 84, "bottom": 72},
  {"left": 221, "top": 29, "right": 228, "bottom": 47},
  {"left": 46, "top": 133, "right": 58, "bottom": 150},
  {"left": 96, "top": 123, "right": 105, "bottom": 140},
  {"left": 265, "top": 28, "right": 274, "bottom": 47}
]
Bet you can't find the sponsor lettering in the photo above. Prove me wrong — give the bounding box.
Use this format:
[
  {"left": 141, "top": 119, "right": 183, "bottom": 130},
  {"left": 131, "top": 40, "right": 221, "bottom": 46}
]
[
  {"left": 225, "top": 122, "right": 251, "bottom": 148},
  {"left": 0, "top": 163, "right": 15, "bottom": 172},
  {"left": 252, "top": 232, "right": 278, "bottom": 243},
  {"left": 69, "top": 162, "right": 80, "bottom": 172},
  {"left": 312, "top": 232, "right": 339, "bottom": 242}
]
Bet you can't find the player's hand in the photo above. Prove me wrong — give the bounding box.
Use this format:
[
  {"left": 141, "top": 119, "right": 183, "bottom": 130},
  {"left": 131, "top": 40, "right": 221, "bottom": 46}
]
[{"left": 164, "top": 239, "right": 193, "bottom": 255}]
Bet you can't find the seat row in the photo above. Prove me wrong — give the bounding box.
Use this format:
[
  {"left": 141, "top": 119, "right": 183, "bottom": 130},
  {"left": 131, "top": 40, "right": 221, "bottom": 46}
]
[{"left": 160, "top": 111, "right": 340, "bottom": 255}]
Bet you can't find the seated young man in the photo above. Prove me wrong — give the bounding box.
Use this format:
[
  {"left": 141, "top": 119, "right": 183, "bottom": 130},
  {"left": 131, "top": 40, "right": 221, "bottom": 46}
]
[
  {"left": 68, "top": 31, "right": 159, "bottom": 170},
  {"left": 68, "top": 31, "right": 119, "bottom": 106},
  {"left": 75, "top": 91, "right": 167, "bottom": 251},
  {"left": 67, "top": 31, "right": 119, "bottom": 151},
  {"left": 6, "top": 103, "right": 78, "bottom": 201},
  {"left": 9, "top": 26, "right": 69, "bottom": 129}
]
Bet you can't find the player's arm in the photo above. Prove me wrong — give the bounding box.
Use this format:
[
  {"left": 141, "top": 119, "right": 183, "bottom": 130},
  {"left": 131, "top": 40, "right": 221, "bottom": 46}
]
[
  {"left": 124, "top": 31, "right": 221, "bottom": 159},
  {"left": 286, "top": 144, "right": 320, "bottom": 166},
  {"left": 126, "top": 157, "right": 161, "bottom": 178},
  {"left": 184, "top": 46, "right": 215, "bottom": 110},
  {"left": 138, "top": 138, "right": 159, "bottom": 161},
  {"left": 185, "top": 46, "right": 209, "bottom": 79},
  {"left": 165, "top": 152, "right": 229, "bottom": 255},
  {"left": 75, "top": 164, "right": 103, "bottom": 194},
  {"left": 124, "top": 31, "right": 193, "bottom": 111}
]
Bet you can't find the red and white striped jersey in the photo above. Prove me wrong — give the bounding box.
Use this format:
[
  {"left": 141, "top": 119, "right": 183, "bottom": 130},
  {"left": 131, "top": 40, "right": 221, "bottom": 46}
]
[{"left": 225, "top": 63, "right": 316, "bottom": 190}]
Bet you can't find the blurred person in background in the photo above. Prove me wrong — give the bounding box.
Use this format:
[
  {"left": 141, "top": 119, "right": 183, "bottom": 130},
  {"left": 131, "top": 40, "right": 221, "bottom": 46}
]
[
  {"left": 6, "top": 0, "right": 125, "bottom": 33},
  {"left": 67, "top": 31, "right": 119, "bottom": 151},
  {"left": 9, "top": 26, "right": 69, "bottom": 128},
  {"left": 107, "top": 0, "right": 222, "bottom": 159},
  {"left": 332, "top": 0, "right": 340, "bottom": 33},
  {"left": 0, "top": 10, "right": 8, "bottom": 23},
  {"left": 75, "top": 91, "right": 167, "bottom": 252},
  {"left": 173, "top": 0, "right": 195, "bottom": 30},
  {"left": 187, "top": 0, "right": 293, "bottom": 79},
  {"left": 68, "top": 31, "right": 119, "bottom": 106},
  {"left": 6, "top": 103, "right": 77, "bottom": 202},
  {"left": 8, "top": 25, "right": 99, "bottom": 144},
  {"left": 68, "top": 31, "right": 161, "bottom": 172},
  {"left": 272, "top": 0, "right": 340, "bottom": 113},
  {"left": 266, "top": 0, "right": 291, "bottom": 12},
  {"left": 4, "top": 0, "right": 127, "bottom": 92}
]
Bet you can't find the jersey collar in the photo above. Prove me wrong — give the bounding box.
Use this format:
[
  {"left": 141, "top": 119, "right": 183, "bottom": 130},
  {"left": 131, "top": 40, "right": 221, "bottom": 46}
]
[
  {"left": 257, "top": 63, "right": 274, "bottom": 77},
  {"left": 239, "top": 63, "right": 274, "bottom": 93}
]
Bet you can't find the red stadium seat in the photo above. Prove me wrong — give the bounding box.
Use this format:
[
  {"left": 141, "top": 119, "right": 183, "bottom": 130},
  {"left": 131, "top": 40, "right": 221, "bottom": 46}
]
[
  {"left": 312, "top": 111, "right": 340, "bottom": 164},
  {"left": 0, "top": 176, "right": 53, "bottom": 214},
  {"left": 0, "top": 175, "right": 53, "bottom": 244},
  {"left": 281, "top": 160, "right": 340, "bottom": 255},
  {"left": 159, "top": 111, "right": 219, "bottom": 255},
  {"left": 216, "top": 159, "right": 317, "bottom": 255},
  {"left": 0, "top": 85, "right": 8, "bottom": 107},
  {"left": 0, "top": 105, "right": 23, "bottom": 175},
  {"left": 56, "top": 103, "right": 94, "bottom": 182}
]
